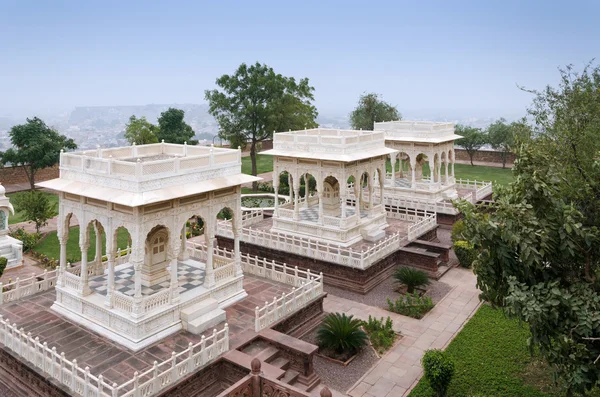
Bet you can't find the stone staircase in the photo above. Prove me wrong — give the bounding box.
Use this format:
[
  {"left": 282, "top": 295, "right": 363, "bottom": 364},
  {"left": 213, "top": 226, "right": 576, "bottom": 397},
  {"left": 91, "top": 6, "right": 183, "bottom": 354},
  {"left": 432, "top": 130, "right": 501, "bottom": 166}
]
[
  {"left": 180, "top": 298, "right": 226, "bottom": 334},
  {"left": 239, "top": 338, "right": 320, "bottom": 392},
  {"left": 399, "top": 239, "right": 453, "bottom": 279},
  {"left": 0, "top": 244, "right": 20, "bottom": 269}
]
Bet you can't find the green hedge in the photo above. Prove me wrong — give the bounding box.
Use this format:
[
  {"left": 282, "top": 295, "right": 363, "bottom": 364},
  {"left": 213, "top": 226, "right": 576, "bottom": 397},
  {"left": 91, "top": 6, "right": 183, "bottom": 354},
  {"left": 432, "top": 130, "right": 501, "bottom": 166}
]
[{"left": 453, "top": 240, "right": 477, "bottom": 268}]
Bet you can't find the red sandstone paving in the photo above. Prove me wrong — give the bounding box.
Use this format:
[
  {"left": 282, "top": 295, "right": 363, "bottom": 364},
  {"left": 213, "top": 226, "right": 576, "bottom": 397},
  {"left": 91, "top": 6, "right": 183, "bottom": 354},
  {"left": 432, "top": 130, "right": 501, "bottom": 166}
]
[{"left": 0, "top": 275, "right": 292, "bottom": 387}]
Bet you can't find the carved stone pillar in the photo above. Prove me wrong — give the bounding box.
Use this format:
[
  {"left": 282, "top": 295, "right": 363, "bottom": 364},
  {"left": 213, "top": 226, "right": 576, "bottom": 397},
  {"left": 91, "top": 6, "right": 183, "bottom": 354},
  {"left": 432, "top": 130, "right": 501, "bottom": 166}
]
[
  {"left": 234, "top": 226, "right": 242, "bottom": 276},
  {"left": 354, "top": 179, "right": 361, "bottom": 219},
  {"left": 273, "top": 177, "right": 279, "bottom": 217},
  {"left": 79, "top": 242, "right": 92, "bottom": 296},
  {"left": 444, "top": 159, "right": 449, "bottom": 184},
  {"left": 170, "top": 257, "right": 179, "bottom": 304},
  {"left": 368, "top": 175, "right": 374, "bottom": 217},
  {"left": 389, "top": 152, "right": 397, "bottom": 187},
  {"left": 317, "top": 191, "right": 324, "bottom": 225},
  {"left": 178, "top": 225, "right": 189, "bottom": 261},
  {"left": 105, "top": 252, "right": 115, "bottom": 308},
  {"left": 451, "top": 152, "right": 455, "bottom": 177},
  {"left": 132, "top": 260, "right": 143, "bottom": 317},
  {"left": 205, "top": 235, "right": 215, "bottom": 288},
  {"left": 58, "top": 237, "right": 67, "bottom": 287},
  {"left": 94, "top": 223, "right": 103, "bottom": 276},
  {"left": 411, "top": 161, "right": 417, "bottom": 189},
  {"left": 304, "top": 173, "right": 310, "bottom": 209},
  {"left": 293, "top": 175, "right": 300, "bottom": 221}
]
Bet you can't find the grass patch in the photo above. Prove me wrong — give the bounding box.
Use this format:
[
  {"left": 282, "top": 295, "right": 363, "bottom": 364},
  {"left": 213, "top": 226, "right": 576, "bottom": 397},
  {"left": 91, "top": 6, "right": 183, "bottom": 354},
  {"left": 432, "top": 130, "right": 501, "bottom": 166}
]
[
  {"left": 32, "top": 226, "right": 130, "bottom": 263},
  {"left": 7, "top": 191, "right": 59, "bottom": 225},
  {"left": 241, "top": 154, "right": 273, "bottom": 175},
  {"left": 386, "top": 160, "right": 514, "bottom": 187},
  {"left": 409, "top": 305, "right": 550, "bottom": 397}
]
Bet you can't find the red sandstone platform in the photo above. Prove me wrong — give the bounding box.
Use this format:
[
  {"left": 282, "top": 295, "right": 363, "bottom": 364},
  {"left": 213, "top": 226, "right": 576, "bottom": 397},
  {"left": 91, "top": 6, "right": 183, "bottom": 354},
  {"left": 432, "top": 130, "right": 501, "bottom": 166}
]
[{"left": 0, "top": 276, "right": 292, "bottom": 387}]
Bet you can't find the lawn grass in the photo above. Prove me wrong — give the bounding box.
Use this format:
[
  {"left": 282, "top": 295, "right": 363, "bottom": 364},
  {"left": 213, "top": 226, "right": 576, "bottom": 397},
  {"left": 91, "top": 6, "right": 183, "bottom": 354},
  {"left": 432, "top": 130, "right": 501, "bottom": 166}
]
[
  {"left": 241, "top": 154, "right": 274, "bottom": 175},
  {"left": 7, "top": 191, "right": 59, "bottom": 224},
  {"left": 409, "top": 305, "right": 600, "bottom": 397},
  {"left": 33, "top": 226, "right": 130, "bottom": 263},
  {"left": 386, "top": 160, "right": 514, "bottom": 187}
]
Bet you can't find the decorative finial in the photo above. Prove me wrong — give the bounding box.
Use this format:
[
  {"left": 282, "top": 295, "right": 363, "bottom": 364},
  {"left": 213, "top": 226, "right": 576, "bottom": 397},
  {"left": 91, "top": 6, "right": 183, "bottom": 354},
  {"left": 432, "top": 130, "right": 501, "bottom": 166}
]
[{"left": 251, "top": 358, "right": 261, "bottom": 374}]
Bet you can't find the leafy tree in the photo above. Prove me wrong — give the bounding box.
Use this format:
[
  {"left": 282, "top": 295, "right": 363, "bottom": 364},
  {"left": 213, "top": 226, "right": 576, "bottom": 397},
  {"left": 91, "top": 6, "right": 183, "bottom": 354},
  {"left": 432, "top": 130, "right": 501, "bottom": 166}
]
[
  {"left": 124, "top": 115, "right": 159, "bottom": 145},
  {"left": 15, "top": 191, "right": 58, "bottom": 233},
  {"left": 349, "top": 92, "right": 401, "bottom": 131},
  {"left": 156, "top": 108, "right": 197, "bottom": 145},
  {"left": 0, "top": 117, "right": 77, "bottom": 189},
  {"left": 422, "top": 349, "right": 455, "bottom": 397},
  {"left": 205, "top": 62, "right": 318, "bottom": 190},
  {"left": 460, "top": 63, "right": 600, "bottom": 395},
  {"left": 486, "top": 118, "right": 514, "bottom": 168},
  {"left": 455, "top": 124, "right": 486, "bottom": 166}
]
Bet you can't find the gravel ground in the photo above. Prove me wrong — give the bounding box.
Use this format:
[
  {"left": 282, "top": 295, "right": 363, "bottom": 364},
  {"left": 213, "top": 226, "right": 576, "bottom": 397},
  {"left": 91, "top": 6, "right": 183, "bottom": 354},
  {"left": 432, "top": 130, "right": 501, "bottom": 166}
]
[
  {"left": 325, "top": 274, "right": 453, "bottom": 309},
  {"left": 302, "top": 327, "right": 380, "bottom": 394}
]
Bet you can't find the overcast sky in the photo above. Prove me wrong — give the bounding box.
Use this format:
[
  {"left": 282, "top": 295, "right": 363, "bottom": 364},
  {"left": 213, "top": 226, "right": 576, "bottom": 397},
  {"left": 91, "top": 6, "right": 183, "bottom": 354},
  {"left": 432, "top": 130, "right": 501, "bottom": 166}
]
[{"left": 0, "top": 0, "right": 598, "bottom": 117}]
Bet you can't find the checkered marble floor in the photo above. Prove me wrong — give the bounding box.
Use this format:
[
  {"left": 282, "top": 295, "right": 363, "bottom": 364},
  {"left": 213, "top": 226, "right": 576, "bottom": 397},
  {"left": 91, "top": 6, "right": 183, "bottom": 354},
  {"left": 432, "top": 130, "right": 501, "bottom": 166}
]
[
  {"left": 393, "top": 178, "right": 412, "bottom": 188},
  {"left": 89, "top": 262, "right": 206, "bottom": 297},
  {"left": 298, "top": 206, "right": 366, "bottom": 222}
]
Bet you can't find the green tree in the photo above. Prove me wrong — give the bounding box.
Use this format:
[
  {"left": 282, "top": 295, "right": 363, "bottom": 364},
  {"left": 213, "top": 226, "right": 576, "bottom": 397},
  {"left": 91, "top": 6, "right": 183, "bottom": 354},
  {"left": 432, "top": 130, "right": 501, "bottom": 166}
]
[
  {"left": 156, "top": 108, "right": 197, "bottom": 145},
  {"left": 460, "top": 62, "right": 600, "bottom": 396},
  {"left": 487, "top": 118, "right": 515, "bottom": 168},
  {"left": 455, "top": 124, "right": 486, "bottom": 166},
  {"left": 349, "top": 92, "right": 401, "bottom": 131},
  {"left": 124, "top": 115, "right": 159, "bottom": 145},
  {"left": 16, "top": 191, "right": 58, "bottom": 233},
  {"left": 0, "top": 118, "right": 77, "bottom": 189},
  {"left": 205, "top": 62, "right": 318, "bottom": 190}
]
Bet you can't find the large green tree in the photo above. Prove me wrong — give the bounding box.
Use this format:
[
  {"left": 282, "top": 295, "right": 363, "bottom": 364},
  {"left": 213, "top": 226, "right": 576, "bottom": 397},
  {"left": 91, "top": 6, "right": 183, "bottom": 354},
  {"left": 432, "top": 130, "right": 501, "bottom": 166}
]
[
  {"left": 205, "top": 62, "right": 318, "bottom": 190},
  {"left": 455, "top": 124, "right": 487, "bottom": 166},
  {"left": 0, "top": 117, "right": 77, "bottom": 189},
  {"left": 349, "top": 92, "right": 401, "bottom": 131},
  {"left": 156, "top": 108, "right": 197, "bottom": 145},
  {"left": 461, "top": 62, "right": 600, "bottom": 395},
  {"left": 124, "top": 115, "right": 159, "bottom": 145},
  {"left": 486, "top": 118, "right": 514, "bottom": 168}
]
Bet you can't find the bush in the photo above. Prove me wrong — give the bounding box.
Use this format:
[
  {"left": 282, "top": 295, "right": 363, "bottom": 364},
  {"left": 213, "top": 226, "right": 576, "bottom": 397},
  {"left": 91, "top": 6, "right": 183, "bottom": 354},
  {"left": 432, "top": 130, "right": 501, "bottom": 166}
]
[
  {"left": 0, "top": 257, "right": 7, "bottom": 277},
  {"left": 393, "top": 267, "right": 430, "bottom": 294},
  {"left": 14, "top": 191, "right": 57, "bottom": 233},
  {"left": 9, "top": 227, "right": 41, "bottom": 252},
  {"left": 453, "top": 240, "right": 477, "bottom": 268},
  {"left": 387, "top": 293, "right": 434, "bottom": 319},
  {"left": 451, "top": 219, "right": 467, "bottom": 243},
  {"left": 317, "top": 313, "right": 368, "bottom": 355},
  {"left": 422, "top": 349, "right": 455, "bottom": 397},
  {"left": 362, "top": 315, "right": 396, "bottom": 354}
]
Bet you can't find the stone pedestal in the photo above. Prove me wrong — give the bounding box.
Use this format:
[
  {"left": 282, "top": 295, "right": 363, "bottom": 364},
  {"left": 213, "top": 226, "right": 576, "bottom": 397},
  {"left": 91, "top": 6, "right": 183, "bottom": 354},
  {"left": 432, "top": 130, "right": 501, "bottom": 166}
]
[{"left": 141, "top": 261, "right": 169, "bottom": 287}]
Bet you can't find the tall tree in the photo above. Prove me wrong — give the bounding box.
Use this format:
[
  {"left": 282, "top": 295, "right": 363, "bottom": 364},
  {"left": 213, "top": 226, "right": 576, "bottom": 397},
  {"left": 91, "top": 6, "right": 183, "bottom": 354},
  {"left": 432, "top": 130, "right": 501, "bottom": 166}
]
[
  {"left": 487, "top": 118, "right": 514, "bottom": 168},
  {"left": 461, "top": 62, "right": 600, "bottom": 395},
  {"left": 349, "top": 93, "right": 401, "bottom": 131},
  {"left": 156, "top": 108, "right": 197, "bottom": 145},
  {"left": 0, "top": 117, "right": 77, "bottom": 189},
  {"left": 455, "top": 124, "right": 487, "bottom": 166},
  {"left": 124, "top": 115, "right": 159, "bottom": 145},
  {"left": 205, "top": 62, "right": 318, "bottom": 190}
]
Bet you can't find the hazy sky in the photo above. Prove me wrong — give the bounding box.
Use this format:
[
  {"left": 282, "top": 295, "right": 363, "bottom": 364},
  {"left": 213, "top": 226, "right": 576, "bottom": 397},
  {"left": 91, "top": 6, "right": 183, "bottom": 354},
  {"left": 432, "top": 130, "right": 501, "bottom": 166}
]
[{"left": 1, "top": 0, "right": 598, "bottom": 117}]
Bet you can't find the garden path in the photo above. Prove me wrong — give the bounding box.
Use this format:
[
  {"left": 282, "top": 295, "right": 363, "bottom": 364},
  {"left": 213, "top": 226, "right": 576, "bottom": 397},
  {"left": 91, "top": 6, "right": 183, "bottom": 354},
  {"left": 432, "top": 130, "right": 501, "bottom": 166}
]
[{"left": 319, "top": 267, "right": 480, "bottom": 397}]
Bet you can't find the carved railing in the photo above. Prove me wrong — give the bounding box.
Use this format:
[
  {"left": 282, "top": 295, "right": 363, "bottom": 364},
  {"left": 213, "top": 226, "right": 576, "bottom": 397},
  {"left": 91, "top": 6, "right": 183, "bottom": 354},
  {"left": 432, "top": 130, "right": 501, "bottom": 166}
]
[
  {"left": 0, "top": 316, "right": 229, "bottom": 397},
  {"left": 214, "top": 263, "right": 236, "bottom": 284},
  {"left": 63, "top": 271, "right": 82, "bottom": 291},
  {"left": 407, "top": 211, "right": 437, "bottom": 241},
  {"left": 455, "top": 178, "right": 493, "bottom": 201},
  {"left": 0, "top": 270, "right": 57, "bottom": 305},
  {"left": 255, "top": 273, "right": 323, "bottom": 332}
]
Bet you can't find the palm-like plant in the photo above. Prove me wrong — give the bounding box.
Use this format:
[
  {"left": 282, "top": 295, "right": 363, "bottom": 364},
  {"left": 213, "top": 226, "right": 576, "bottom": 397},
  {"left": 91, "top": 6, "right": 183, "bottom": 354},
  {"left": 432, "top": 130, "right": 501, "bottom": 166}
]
[
  {"left": 394, "top": 267, "right": 430, "bottom": 294},
  {"left": 317, "top": 313, "right": 368, "bottom": 354}
]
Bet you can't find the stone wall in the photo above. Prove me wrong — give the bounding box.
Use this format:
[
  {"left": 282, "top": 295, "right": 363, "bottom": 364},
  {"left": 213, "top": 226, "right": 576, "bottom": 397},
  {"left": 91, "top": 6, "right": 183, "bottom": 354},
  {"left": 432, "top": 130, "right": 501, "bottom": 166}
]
[
  {"left": 454, "top": 148, "right": 516, "bottom": 165},
  {"left": 0, "top": 165, "right": 59, "bottom": 187},
  {"left": 217, "top": 226, "right": 441, "bottom": 294}
]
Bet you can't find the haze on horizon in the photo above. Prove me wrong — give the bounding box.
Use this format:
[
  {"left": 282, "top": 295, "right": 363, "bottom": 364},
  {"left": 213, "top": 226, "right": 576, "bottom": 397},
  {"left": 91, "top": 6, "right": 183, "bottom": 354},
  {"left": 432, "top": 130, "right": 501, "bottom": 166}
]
[{"left": 0, "top": 0, "right": 598, "bottom": 119}]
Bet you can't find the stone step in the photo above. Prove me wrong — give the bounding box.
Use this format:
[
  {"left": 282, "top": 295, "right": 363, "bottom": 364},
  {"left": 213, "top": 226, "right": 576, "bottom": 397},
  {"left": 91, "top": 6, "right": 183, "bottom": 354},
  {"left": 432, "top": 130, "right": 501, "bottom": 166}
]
[
  {"left": 280, "top": 369, "right": 299, "bottom": 385},
  {"left": 182, "top": 308, "right": 226, "bottom": 335},
  {"left": 180, "top": 298, "right": 219, "bottom": 323},
  {"left": 361, "top": 224, "right": 386, "bottom": 242},
  {"left": 254, "top": 346, "right": 280, "bottom": 363},
  {"left": 268, "top": 356, "right": 290, "bottom": 371}
]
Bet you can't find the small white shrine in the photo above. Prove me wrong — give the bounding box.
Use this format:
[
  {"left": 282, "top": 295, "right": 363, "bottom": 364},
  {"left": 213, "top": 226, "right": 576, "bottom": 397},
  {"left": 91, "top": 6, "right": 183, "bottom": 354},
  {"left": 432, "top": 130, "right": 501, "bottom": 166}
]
[
  {"left": 0, "top": 184, "right": 23, "bottom": 269},
  {"left": 262, "top": 128, "right": 397, "bottom": 246},
  {"left": 38, "top": 142, "right": 259, "bottom": 350}
]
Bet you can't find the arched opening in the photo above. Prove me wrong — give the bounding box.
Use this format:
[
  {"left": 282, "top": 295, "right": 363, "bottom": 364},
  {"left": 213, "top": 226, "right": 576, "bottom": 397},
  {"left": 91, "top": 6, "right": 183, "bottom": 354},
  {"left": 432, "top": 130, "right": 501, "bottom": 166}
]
[
  {"left": 359, "top": 171, "right": 370, "bottom": 210},
  {"left": 414, "top": 153, "right": 428, "bottom": 181},
  {"left": 300, "top": 173, "right": 317, "bottom": 202},
  {"left": 322, "top": 176, "right": 340, "bottom": 216},
  {"left": 143, "top": 225, "right": 171, "bottom": 287},
  {"left": 88, "top": 225, "right": 131, "bottom": 295}
]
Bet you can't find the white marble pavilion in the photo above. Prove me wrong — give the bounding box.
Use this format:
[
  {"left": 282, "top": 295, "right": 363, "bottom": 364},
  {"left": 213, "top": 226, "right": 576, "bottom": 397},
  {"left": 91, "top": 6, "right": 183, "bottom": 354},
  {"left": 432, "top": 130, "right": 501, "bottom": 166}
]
[
  {"left": 0, "top": 184, "right": 23, "bottom": 270},
  {"left": 38, "top": 142, "right": 259, "bottom": 350},
  {"left": 374, "top": 121, "right": 492, "bottom": 214},
  {"left": 261, "top": 128, "right": 398, "bottom": 246}
]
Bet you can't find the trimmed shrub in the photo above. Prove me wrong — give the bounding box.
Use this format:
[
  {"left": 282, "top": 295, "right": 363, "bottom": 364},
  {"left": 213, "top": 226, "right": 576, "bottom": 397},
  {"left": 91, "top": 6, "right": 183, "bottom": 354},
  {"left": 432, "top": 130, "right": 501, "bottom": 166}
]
[
  {"left": 422, "top": 349, "right": 455, "bottom": 397},
  {"left": 362, "top": 315, "right": 396, "bottom": 353},
  {"left": 393, "top": 267, "right": 430, "bottom": 293},
  {"left": 451, "top": 219, "right": 467, "bottom": 242},
  {"left": 387, "top": 293, "right": 434, "bottom": 319},
  {"left": 317, "top": 313, "right": 368, "bottom": 355},
  {"left": 9, "top": 227, "right": 41, "bottom": 252},
  {"left": 453, "top": 240, "right": 477, "bottom": 268},
  {"left": 0, "top": 257, "right": 7, "bottom": 277}
]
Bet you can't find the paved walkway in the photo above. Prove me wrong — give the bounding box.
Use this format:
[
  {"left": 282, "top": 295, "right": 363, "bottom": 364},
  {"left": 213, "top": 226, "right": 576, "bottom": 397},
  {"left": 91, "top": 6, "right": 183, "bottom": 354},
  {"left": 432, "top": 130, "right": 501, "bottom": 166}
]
[{"left": 323, "top": 267, "right": 480, "bottom": 397}]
